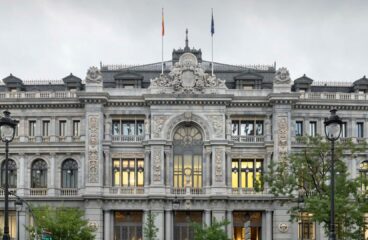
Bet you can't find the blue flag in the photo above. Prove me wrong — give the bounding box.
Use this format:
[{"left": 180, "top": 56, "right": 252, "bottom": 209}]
[{"left": 211, "top": 10, "right": 215, "bottom": 36}]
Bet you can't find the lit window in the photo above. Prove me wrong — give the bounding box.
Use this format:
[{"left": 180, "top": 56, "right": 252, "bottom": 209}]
[
  {"left": 298, "top": 212, "right": 315, "bottom": 240},
  {"left": 232, "top": 159, "right": 263, "bottom": 189},
  {"left": 360, "top": 161, "right": 368, "bottom": 191},
  {"left": 113, "top": 158, "right": 144, "bottom": 187}
]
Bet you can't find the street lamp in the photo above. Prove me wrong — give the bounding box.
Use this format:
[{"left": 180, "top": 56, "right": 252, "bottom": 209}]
[
  {"left": 324, "top": 109, "right": 342, "bottom": 240},
  {"left": 0, "top": 110, "right": 18, "bottom": 240}
]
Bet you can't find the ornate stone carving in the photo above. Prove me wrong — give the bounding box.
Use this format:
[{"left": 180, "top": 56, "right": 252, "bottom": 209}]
[
  {"left": 274, "top": 67, "right": 291, "bottom": 84},
  {"left": 86, "top": 66, "right": 102, "bottom": 84},
  {"left": 88, "top": 115, "right": 99, "bottom": 183},
  {"left": 165, "top": 113, "right": 210, "bottom": 140},
  {"left": 207, "top": 115, "right": 224, "bottom": 138},
  {"left": 278, "top": 116, "right": 288, "bottom": 161},
  {"left": 215, "top": 148, "right": 223, "bottom": 182},
  {"left": 152, "top": 115, "right": 169, "bottom": 138},
  {"left": 278, "top": 223, "right": 289, "bottom": 233},
  {"left": 152, "top": 148, "right": 162, "bottom": 182},
  {"left": 111, "top": 152, "right": 145, "bottom": 158},
  {"left": 150, "top": 53, "right": 227, "bottom": 94}
]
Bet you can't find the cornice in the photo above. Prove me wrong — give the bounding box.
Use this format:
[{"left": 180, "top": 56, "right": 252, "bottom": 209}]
[
  {"left": 0, "top": 103, "right": 83, "bottom": 109},
  {"left": 77, "top": 92, "right": 110, "bottom": 104},
  {"left": 294, "top": 104, "right": 368, "bottom": 111}
]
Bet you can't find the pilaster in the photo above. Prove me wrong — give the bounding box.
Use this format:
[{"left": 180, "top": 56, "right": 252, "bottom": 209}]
[{"left": 211, "top": 146, "right": 227, "bottom": 194}]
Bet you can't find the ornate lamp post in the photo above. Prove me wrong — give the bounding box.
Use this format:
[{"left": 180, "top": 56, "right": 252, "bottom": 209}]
[
  {"left": 0, "top": 111, "right": 18, "bottom": 240},
  {"left": 324, "top": 109, "right": 342, "bottom": 240}
]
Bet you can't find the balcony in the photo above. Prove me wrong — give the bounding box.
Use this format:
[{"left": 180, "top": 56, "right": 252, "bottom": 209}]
[
  {"left": 300, "top": 92, "right": 368, "bottom": 101},
  {"left": 112, "top": 135, "right": 144, "bottom": 143},
  {"left": 109, "top": 187, "right": 145, "bottom": 194},
  {"left": 60, "top": 188, "right": 78, "bottom": 196},
  {"left": 0, "top": 91, "right": 77, "bottom": 99},
  {"left": 231, "top": 135, "right": 264, "bottom": 143},
  {"left": 30, "top": 188, "right": 47, "bottom": 196}
]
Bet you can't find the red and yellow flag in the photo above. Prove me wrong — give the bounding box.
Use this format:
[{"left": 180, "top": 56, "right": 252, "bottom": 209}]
[{"left": 162, "top": 8, "right": 165, "bottom": 36}]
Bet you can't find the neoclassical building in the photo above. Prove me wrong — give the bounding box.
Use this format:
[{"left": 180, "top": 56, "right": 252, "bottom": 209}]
[{"left": 0, "top": 38, "right": 368, "bottom": 240}]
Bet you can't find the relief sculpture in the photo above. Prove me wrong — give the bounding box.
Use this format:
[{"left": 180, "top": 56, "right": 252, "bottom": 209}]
[{"left": 88, "top": 115, "right": 99, "bottom": 183}]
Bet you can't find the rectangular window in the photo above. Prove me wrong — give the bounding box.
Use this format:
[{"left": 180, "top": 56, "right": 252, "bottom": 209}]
[
  {"left": 42, "top": 121, "right": 49, "bottom": 137},
  {"left": 309, "top": 121, "right": 317, "bottom": 137},
  {"left": 233, "top": 119, "right": 263, "bottom": 137},
  {"left": 341, "top": 122, "right": 347, "bottom": 138},
  {"left": 112, "top": 158, "right": 144, "bottom": 187},
  {"left": 112, "top": 120, "right": 120, "bottom": 135},
  {"left": 59, "top": 120, "right": 66, "bottom": 137},
  {"left": 231, "top": 159, "right": 263, "bottom": 189},
  {"left": 255, "top": 121, "right": 263, "bottom": 136},
  {"left": 73, "top": 120, "right": 80, "bottom": 137},
  {"left": 29, "top": 121, "right": 36, "bottom": 136},
  {"left": 357, "top": 122, "right": 364, "bottom": 138},
  {"left": 295, "top": 121, "right": 303, "bottom": 136}
]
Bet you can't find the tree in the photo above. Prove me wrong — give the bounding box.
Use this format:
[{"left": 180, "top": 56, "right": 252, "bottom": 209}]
[
  {"left": 143, "top": 212, "right": 158, "bottom": 240},
  {"left": 265, "top": 135, "right": 368, "bottom": 239},
  {"left": 192, "top": 218, "right": 230, "bottom": 240},
  {"left": 27, "top": 206, "right": 95, "bottom": 240}
]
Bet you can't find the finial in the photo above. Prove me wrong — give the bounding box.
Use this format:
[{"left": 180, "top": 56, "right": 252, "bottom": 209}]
[{"left": 184, "top": 28, "right": 190, "bottom": 52}]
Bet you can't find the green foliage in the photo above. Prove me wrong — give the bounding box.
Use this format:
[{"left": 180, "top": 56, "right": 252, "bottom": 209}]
[
  {"left": 265, "top": 135, "right": 368, "bottom": 239},
  {"left": 192, "top": 218, "right": 230, "bottom": 240},
  {"left": 27, "top": 206, "right": 95, "bottom": 240},
  {"left": 143, "top": 212, "right": 158, "bottom": 240}
]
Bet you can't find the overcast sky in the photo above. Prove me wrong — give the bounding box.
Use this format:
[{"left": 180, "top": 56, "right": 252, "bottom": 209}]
[{"left": 0, "top": 0, "right": 367, "bottom": 82}]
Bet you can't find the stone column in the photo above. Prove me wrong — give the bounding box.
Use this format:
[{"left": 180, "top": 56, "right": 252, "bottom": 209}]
[
  {"left": 103, "top": 149, "right": 111, "bottom": 187},
  {"left": 152, "top": 210, "right": 164, "bottom": 240},
  {"left": 104, "top": 210, "right": 111, "bottom": 240},
  {"left": 144, "top": 115, "right": 150, "bottom": 141},
  {"left": 226, "top": 114, "right": 232, "bottom": 140},
  {"left": 85, "top": 201, "right": 103, "bottom": 240},
  {"left": 226, "top": 150, "right": 232, "bottom": 188},
  {"left": 165, "top": 149, "right": 172, "bottom": 187},
  {"left": 204, "top": 210, "right": 211, "bottom": 226},
  {"left": 203, "top": 148, "right": 211, "bottom": 189},
  {"left": 165, "top": 210, "right": 173, "bottom": 240},
  {"left": 265, "top": 114, "right": 272, "bottom": 141},
  {"left": 150, "top": 146, "right": 165, "bottom": 193},
  {"left": 226, "top": 210, "right": 233, "bottom": 239},
  {"left": 17, "top": 210, "right": 27, "bottom": 240},
  {"left": 144, "top": 149, "right": 150, "bottom": 189},
  {"left": 50, "top": 117, "right": 56, "bottom": 142},
  {"left": 48, "top": 153, "right": 56, "bottom": 196},
  {"left": 104, "top": 114, "right": 111, "bottom": 142},
  {"left": 265, "top": 211, "right": 272, "bottom": 240},
  {"left": 18, "top": 117, "right": 26, "bottom": 142},
  {"left": 17, "top": 153, "right": 25, "bottom": 196},
  {"left": 35, "top": 119, "right": 42, "bottom": 143}
]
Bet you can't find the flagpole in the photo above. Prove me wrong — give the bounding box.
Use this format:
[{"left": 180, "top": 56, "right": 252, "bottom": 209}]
[
  {"left": 211, "top": 8, "right": 214, "bottom": 76},
  {"left": 161, "top": 8, "right": 164, "bottom": 75}
]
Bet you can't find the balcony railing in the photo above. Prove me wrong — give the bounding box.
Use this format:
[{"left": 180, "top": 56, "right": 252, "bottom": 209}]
[
  {"left": 231, "top": 135, "right": 264, "bottom": 143},
  {"left": 30, "top": 188, "right": 47, "bottom": 196},
  {"left": 112, "top": 135, "right": 144, "bottom": 142},
  {"left": 171, "top": 187, "right": 204, "bottom": 195},
  {"left": 109, "top": 187, "right": 145, "bottom": 194},
  {"left": 231, "top": 188, "right": 268, "bottom": 195},
  {"left": 60, "top": 188, "right": 78, "bottom": 196},
  {"left": 300, "top": 92, "right": 368, "bottom": 101},
  {"left": 0, "top": 91, "right": 77, "bottom": 99},
  {"left": 0, "top": 188, "right": 16, "bottom": 196}
]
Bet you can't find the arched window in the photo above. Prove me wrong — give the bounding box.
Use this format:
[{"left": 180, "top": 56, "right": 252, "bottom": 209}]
[
  {"left": 31, "top": 159, "right": 47, "bottom": 188},
  {"left": 173, "top": 125, "right": 203, "bottom": 188},
  {"left": 360, "top": 161, "right": 368, "bottom": 191},
  {"left": 61, "top": 159, "right": 78, "bottom": 188},
  {"left": 1, "top": 159, "right": 17, "bottom": 188}
]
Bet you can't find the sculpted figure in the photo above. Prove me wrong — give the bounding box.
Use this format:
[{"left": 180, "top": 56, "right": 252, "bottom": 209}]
[
  {"left": 274, "top": 67, "right": 291, "bottom": 84},
  {"left": 86, "top": 66, "right": 102, "bottom": 83}
]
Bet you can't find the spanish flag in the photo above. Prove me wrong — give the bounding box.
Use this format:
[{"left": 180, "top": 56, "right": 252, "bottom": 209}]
[{"left": 162, "top": 8, "right": 165, "bottom": 36}]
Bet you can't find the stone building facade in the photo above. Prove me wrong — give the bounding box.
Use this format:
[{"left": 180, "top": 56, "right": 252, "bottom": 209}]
[{"left": 0, "top": 39, "right": 368, "bottom": 240}]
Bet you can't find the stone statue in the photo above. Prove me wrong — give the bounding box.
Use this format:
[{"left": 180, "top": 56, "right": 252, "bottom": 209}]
[
  {"left": 274, "top": 67, "right": 291, "bottom": 84},
  {"left": 86, "top": 66, "right": 102, "bottom": 84}
]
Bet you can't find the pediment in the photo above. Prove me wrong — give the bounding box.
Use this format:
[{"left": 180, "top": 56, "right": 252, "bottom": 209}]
[
  {"left": 114, "top": 71, "right": 143, "bottom": 80},
  {"left": 234, "top": 71, "right": 263, "bottom": 81}
]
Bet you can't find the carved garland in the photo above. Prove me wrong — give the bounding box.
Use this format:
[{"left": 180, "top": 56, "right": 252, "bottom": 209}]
[
  {"left": 207, "top": 115, "right": 224, "bottom": 138},
  {"left": 152, "top": 148, "right": 161, "bottom": 182},
  {"left": 277, "top": 116, "right": 288, "bottom": 161},
  {"left": 88, "top": 115, "right": 99, "bottom": 183},
  {"left": 215, "top": 148, "right": 223, "bottom": 182},
  {"left": 152, "top": 115, "right": 169, "bottom": 138}
]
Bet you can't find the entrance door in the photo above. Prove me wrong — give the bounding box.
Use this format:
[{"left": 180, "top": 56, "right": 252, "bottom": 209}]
[
  {"left": 114, "top": 211, "right": 142, "bottom": 240},
  {"left": 233, "top": 212, "right": 262, "bottom": 240},
  {"left": 174, "top": 211, "right": 202, "bottom": 240}
]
